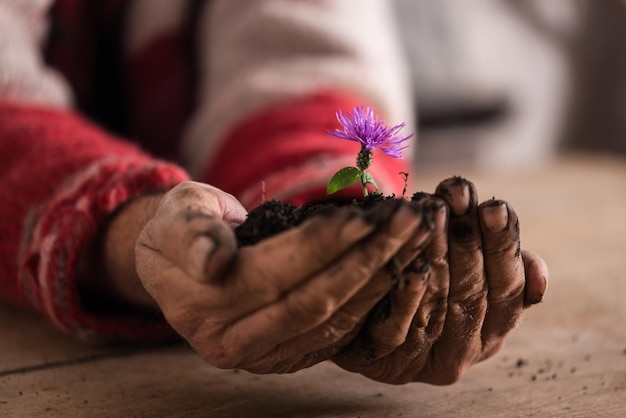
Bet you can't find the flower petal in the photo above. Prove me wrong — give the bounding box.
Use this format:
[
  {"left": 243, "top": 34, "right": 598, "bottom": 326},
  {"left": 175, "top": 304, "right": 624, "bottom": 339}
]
[{"left": 327, "top": 106, "right": 413, "bottom": 159}]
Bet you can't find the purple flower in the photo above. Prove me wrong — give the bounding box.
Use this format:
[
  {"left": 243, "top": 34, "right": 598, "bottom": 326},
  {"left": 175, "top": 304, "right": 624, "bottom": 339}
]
[{"left": 327, "top": 106, "right": 413, "bottom": 159}]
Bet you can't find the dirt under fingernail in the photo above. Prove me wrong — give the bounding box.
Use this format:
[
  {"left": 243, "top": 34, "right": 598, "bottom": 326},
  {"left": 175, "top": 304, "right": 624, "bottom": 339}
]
[{"left": 481, "top": 202, "right": 508, "bottom": 232}]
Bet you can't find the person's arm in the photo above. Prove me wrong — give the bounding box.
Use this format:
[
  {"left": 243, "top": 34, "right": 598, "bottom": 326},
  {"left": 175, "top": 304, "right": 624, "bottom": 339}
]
[
  {"left": 183, "top": 0, "right": 415, "bottom": 208},
  {"left": 0, "top": 1, "right": 188, "bottom": 343},
  {"left": 0, "top": 103, "right": 188, "bottom": 343}
]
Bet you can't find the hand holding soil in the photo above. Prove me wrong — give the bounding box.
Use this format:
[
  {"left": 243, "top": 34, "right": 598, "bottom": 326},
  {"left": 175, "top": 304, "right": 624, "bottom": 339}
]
[
  {"left": 134, "top": 178, "right": 547, "bottom": 383},
  {"left": 332, "top": 177, "right": 548, "bottom": 385},
  {"left": 135, "top": 181, "right": 428, "bottom": 373}
]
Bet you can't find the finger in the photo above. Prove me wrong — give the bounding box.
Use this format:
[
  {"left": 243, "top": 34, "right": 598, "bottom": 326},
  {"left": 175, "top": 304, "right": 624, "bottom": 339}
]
[
  {"left": 275, "top": 240, "right": 434, "bottom": 371},
  {"left": 258, "top": 268, "right": 396, "bottom": 374},
  {"left": 164, "top": 181, "right": 247, "bottom": 225},
  {"left": 521, "top": 249, "right": 548, "bottom": 307},
  {"left": 269, "top": 211, "right": 435, "bottom": 371},
  {"left": 409, "top": 198, "right": 449, "bottom": 341},
  {"left": 390, "top": 206, "right": 435, "bottom": 270},
  {"left": 215, "top": 189, "right": 248, "bottom": 227},
  {"left": 335, "top": 199, "right": 448, "bottom": 377},
  {"left": 226, "top": 202, "right": 411, "bottom": 311},
  {"left": 340, "top": 257, "right": 431, "bottom": 362},
  {"left": 431, "top": 178, "right": 488, "bottom": 369},
  {"left": 223, "top": 204, "right": 424, "bottom": 365},
  {"left": 333, "top": 200, "right": 436, "bottom": 361},
  {"left": 143, "top": 203, "right": 238, "bottom": 284},
  {"left": 478, "top": 200, "right": 525, "bottom": 359},
  {"left": 139, "top": 182, "right": 244, "bottom": 283}
]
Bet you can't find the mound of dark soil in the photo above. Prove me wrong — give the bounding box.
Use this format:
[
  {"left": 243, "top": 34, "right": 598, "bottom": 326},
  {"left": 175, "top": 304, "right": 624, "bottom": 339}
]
[{"left": 235, "top": 192, "right": 432, "bottom": 247}]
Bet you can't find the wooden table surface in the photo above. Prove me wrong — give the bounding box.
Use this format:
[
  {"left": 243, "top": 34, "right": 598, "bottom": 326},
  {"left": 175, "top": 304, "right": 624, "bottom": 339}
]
[{"left": 1, "top": 154, "right": 625, "bottom": 417}]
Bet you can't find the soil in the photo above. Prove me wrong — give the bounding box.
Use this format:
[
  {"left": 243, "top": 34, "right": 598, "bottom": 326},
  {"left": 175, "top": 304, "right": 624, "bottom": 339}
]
[{"left": 235, "top": 192, "right": 432, "bottom": 247}]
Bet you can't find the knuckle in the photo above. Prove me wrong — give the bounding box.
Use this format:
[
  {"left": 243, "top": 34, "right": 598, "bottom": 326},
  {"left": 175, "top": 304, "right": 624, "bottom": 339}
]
[
  {"left": 447, "top": 301, "right": 469, "bottom": 319},
  {"left": 487, "top": 239, "right": 521, "bottom": 261},
  {"left": 317, "top": 322, "right": 349, "bottom": 345},
  {"left": 327, "top": 310, "right": 362, "bottom": 335},
  {"left": 448, "top": 285, "right": 487, "bottom": 311},
  {"left": 428, "top": 256, "right": 449, "bottom": 273},
  {"left": 449, "top": 219, "right": 481, "bottom": 246},
  {"left": 488, "top": 283, "right": 525, "bottom": 309},
  {"left": 285, "top": 292, "right": 336, "bottom": 324},
  {"left": 338, "top": 261, "right": 373, "bottom": 283},
  {"left": 419, "top": 294, "right": 448, "bottom": 328}
]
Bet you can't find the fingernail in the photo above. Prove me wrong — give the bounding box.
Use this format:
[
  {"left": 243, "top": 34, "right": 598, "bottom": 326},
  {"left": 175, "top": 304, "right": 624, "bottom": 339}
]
[
  {"left": 481, "top": 202, "right": 508, "bottom": 232},
  {"left": 432, "top": 204, "right": 447, "bottom": 232},
  {"left": 525, "top": 284, "right": 546, "bottom": 306},
  {"left": 427, "top": 204, "right": 448, "bottom": 233},
  {"left": 188, "top": 235, "right": 215, "bottom": 279},
  {"left": 340, "top": 215, "right": 374, "bottom": 242},
  {"left": 448, "top": 183, "right": 470, "bottom": 215},
  {"left": 390, "top": 205, "right": 421, "bottom": 237},
  {"left": 421, "top": 199, "right": 446, "bottom": 231},
  {"left": 524, "top": 275, "right": 547, "bottom": 306}
]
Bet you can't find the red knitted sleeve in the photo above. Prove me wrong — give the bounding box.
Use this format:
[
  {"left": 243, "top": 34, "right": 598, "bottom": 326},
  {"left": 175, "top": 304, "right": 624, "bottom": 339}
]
[{"left": 0, "top": 102, "right": 189, "bottom": 343}]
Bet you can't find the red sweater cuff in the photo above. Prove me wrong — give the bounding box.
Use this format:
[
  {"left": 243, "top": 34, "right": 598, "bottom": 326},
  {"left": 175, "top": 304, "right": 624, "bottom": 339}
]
[
  {"left": 20, "top": 158, "right": 189, "bottom": 343},
  {"left": 201, "top": 92, "right": 411, "bottom": 209},
  {"left": 0, "top": 102, "right": 190, "bottom": 344}
]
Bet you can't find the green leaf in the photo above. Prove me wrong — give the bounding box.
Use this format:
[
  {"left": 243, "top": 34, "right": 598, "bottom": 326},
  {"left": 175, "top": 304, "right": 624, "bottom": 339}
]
[
  {"left": 363, "top": 172, "right": 380, "bottom": 194},
  {"left": 327, "top": 167, "right": 361, "bottom": 195}
]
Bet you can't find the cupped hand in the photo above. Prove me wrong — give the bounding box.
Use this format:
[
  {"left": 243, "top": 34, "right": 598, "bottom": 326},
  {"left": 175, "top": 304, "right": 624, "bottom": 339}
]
[
  {"left": 135, "top": 181, "right": 432, "bottom": 374},
  {"left": 332, "top": 177, "right": 549, "bottom": 385}
]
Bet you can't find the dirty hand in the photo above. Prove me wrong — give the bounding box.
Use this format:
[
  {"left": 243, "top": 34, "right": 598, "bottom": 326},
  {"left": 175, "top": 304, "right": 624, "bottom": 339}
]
[
  {"left": 332, "top": 177, "right": 548, "bottom": 385},
  {"left": 135, "top": 181, "right": 428, "bottom": 374}
]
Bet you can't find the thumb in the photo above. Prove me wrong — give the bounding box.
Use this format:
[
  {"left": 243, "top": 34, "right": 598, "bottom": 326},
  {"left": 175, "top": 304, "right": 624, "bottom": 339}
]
[
  {"left": 138, "top": 181, "right": 242, "bottom": 284},
  {"left": 214, "top": 186, "right": 248, "bottom": 228}
]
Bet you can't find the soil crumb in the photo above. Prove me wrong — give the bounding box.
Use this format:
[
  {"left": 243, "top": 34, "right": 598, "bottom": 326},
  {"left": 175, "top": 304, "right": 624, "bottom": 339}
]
[{"left": 516, "top": 358, "right": 528, "bottom": 368}]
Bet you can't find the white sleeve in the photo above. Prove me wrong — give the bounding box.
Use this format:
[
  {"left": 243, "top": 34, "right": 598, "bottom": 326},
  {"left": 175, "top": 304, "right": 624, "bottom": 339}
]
[
  {"left": 181, "top": 0, "right": 413, "bottom": 176},
  {"left": 0, "top": 0, "right": 72, "bottom": 106}
]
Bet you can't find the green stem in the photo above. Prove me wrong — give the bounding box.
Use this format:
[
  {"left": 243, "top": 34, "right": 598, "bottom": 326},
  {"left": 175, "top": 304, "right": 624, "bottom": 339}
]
[
  {"left": 357, "top": 146, "right": 374, "bottom": 197},
  {"left": 360, "top": 171, "right": 369, "bottom": 197}
]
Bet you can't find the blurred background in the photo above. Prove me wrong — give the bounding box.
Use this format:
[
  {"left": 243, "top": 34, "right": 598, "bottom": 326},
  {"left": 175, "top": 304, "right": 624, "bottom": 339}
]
[{"left": 392, "top": 0, "right": 626, "bottom": 171}]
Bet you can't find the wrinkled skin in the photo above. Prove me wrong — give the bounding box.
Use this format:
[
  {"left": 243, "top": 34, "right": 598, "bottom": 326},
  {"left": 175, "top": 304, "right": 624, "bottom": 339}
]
[
  {"left": 135, "top": 179, "right": 547, "bottom": 383},
  {"left": 332, "top": 178, "right": 548, "bottom": 384}
]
